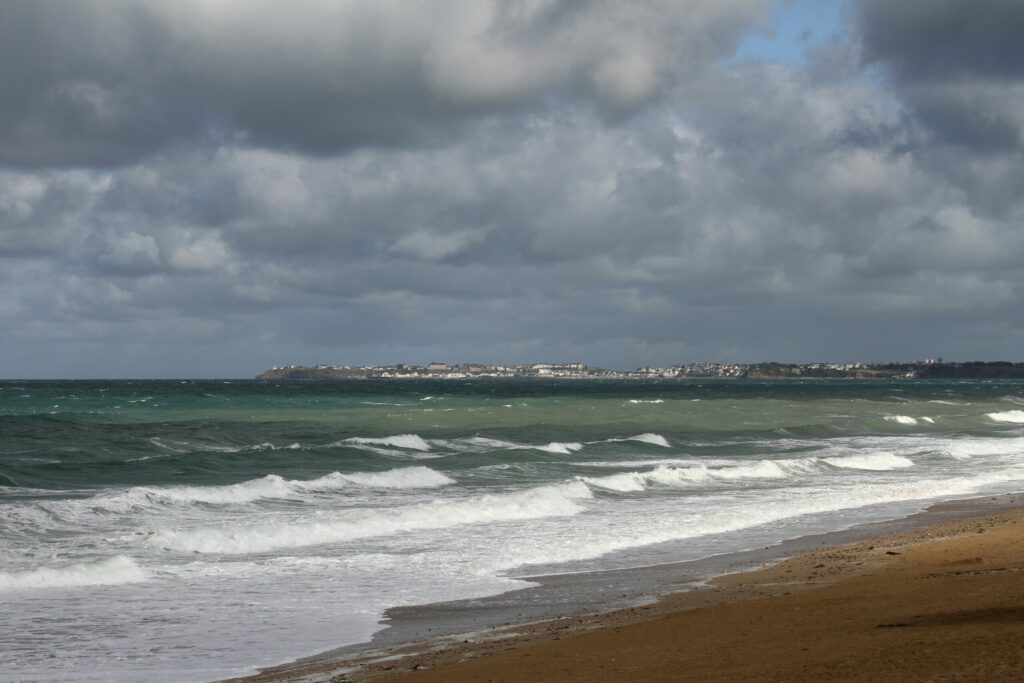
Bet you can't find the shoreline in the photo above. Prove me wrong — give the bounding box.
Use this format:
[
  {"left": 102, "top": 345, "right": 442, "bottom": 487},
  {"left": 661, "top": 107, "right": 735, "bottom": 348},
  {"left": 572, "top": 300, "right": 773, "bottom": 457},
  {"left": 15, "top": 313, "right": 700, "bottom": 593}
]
[{"left": 222, "top": 491, "right": 1024, "bottom": 682}]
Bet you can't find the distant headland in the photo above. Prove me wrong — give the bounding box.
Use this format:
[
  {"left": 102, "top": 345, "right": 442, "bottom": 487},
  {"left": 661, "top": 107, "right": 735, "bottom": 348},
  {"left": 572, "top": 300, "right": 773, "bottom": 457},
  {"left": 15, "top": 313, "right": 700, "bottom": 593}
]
[{"left": 256, "top": 359, "right": 1024, "bottom": 381}]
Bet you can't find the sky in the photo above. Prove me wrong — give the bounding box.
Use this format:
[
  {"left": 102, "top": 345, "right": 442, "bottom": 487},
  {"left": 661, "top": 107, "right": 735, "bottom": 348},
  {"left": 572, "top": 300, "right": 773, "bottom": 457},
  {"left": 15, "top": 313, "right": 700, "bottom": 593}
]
[{"left": 1, "top": 0, "right": 1023, "bottom": 378}]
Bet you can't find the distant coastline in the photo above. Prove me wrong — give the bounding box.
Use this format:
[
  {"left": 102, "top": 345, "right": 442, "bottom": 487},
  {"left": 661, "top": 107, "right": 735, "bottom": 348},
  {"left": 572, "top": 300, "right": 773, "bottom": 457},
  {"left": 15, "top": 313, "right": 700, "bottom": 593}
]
[{"left": 256, "top": 360, "right": 1024, "bottom": 381}]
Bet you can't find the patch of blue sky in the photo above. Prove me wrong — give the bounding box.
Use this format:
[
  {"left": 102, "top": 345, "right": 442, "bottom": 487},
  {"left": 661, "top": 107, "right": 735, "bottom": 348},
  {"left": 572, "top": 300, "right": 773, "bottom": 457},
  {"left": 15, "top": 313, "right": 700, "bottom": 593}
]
[{"left": 731, "top": 0, "right": 849, "bottom": 65}]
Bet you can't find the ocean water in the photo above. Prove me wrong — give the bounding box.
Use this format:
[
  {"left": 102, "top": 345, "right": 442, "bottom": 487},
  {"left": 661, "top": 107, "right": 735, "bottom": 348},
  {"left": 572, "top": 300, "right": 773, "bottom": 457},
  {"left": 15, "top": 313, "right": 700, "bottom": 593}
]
[{"left": 3, "top": 378, "right": 1024, "bottom": 682}]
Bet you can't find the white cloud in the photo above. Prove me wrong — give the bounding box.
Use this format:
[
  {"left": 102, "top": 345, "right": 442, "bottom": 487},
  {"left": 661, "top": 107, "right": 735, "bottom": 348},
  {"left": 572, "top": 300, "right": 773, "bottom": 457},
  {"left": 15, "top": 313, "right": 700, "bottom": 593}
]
[
  {"left": 391, "top": 228, "right": 487, "bottom": 261},
  {"left": 170, "top": 232, "right": 233, "bottom": 272},
  {"left": 97, "top": 231, "right": 161, "bottom": 271}
]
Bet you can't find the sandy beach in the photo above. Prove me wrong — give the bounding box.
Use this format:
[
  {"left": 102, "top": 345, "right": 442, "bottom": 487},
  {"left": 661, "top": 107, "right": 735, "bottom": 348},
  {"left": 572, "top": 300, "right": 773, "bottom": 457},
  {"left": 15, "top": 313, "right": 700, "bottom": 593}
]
[{"left": 228, "top": 495, "right": 1024, "bottom": 682}]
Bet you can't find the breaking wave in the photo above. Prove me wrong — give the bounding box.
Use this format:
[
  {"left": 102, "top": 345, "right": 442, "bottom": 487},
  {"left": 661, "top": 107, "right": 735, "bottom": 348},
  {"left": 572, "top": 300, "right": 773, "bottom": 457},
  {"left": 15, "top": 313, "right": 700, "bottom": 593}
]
[
  {"left": 583, "top": 453, "right": 915, "bottom": 492},
  {"left": 15, "top": 468, "right": 456, "bottom": 519},
  {"left": 584, "top": 461, "right": 791, "bottom": 492},
  {"left": 343, "top": 434, "right": 432, "bottom": 451},
  {"left": 940, "top": 437, "right": 1024, "bottom": 460},
  {"left": 146, "top": 482, "right": 592, "bottom": 554},
  {"left": 823, "top": 453, "right": 914, "bottom": 470},
  {"left": 144, "top": 466, "right": 455, "bottom": 505},
  {"left": 148, "top": 438, "right": 301, "bottom": 454},
  {"left": 431, "top": 436, "right": 514, "bottom": 451},
  {"left": 988, "top": 410, "right": 1024, "bottom": 424},
  {"left": 0, "top": 556, "right": 146, "bottom": 592},
  {"left": 538, "top": 442, "right": 584, "bottom": 455},
  {"left": 605, "top": 433, "right": 671, "bottom": 448}
]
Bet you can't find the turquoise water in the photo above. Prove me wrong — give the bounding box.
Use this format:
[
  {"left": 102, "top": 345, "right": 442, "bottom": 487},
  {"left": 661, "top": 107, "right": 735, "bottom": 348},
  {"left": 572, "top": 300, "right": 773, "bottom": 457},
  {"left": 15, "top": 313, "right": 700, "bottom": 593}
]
[{"left": 3, "top": 379, "right": 1024, "bottom": 681}]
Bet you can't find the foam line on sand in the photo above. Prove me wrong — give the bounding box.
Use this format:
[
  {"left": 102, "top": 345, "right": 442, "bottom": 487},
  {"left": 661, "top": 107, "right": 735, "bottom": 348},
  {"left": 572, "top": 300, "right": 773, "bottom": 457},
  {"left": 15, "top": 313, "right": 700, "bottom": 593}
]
[{"left": 223, "top": 492, "right": 1024, "bottom": 682}]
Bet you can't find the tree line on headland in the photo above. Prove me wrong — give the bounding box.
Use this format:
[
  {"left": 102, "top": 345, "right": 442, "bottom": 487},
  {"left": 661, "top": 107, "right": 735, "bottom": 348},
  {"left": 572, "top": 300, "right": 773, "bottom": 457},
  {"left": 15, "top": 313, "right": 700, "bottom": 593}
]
[{"left": 746, "top": 361, "right": 1024, "bottom": 380}]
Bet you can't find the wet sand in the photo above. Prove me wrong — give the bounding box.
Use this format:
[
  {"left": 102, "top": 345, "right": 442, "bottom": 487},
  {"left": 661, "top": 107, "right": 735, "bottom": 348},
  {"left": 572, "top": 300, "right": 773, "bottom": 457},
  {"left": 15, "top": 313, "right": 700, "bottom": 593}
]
[{"left": 225, "top": 495, "right": 1024, "bottom": 682}]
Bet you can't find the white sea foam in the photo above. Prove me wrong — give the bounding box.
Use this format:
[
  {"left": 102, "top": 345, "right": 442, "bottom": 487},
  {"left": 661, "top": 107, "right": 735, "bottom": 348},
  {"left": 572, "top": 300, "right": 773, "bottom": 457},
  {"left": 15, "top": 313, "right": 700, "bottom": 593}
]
[
  {"left": 492, "top": 469, "right": 1024, "bottom": 574},
  {"left": 583, "top": 451, "right": 919, "bottom": 493},
  {"left": 582, "top": 471, "right": 648, "bottom": 492},
  {"left": 628, "top": 399, "right": 665, "bottom": 404},
  {"left": 429, "top": 437, "right": 523, "bottom": 453},
  {"left": 604, "top": 433, "right": 671, "bottom": 448},
  {"left": 148, "top": 476, "right": 297, "bottom": 504},
  {"left": 344, "top": 434, "right": 432, "bottom": 451},
  {"left": 885, "top": 415, "right": 919, "bottom": 425},
  {"left": 421, "top": 436, "right": 590, "bottom": 456},
  {"left": 713, "top": 460, "right": 791, "bottom": 479},
  {"left": 988, "top": 410, "right": 1024, "bottom": 424},
  {"left": 630, "top": 433, "right": 671, "bottom": 447},
  {"left": 147, "top": 438, "right": 295, "bottom": 454},
  {"left": 940, "top": 437, "right": 1024, "bottom": 460},
  {"left": 584, "top": 460, "right": 794, "bottom": 492},
  {"left": 823, "top": 453, "right": 914, "bottom": 470},
  {"left": 149, "top": 467, "right": 455, "bottom": 505},
  {"left": 0, "top": 556, "right": 146, "bottom": 592},
  {"left": 576, "top": 458, "right": 712, "bottom": 469},
  {"left": 21, "top": 468, "right": 457, "bottom": 517},
  {"left": 430, "top": 435, "right": 670, "bottom": 456},
  {"left": 537, "top": 442, "right": 584, "bottom": 454},
  {"left": 329, "top": 467, "right": 456, "bottom": 489},
  {"left": 146, "top": 481, "right": 592, "bottom": 554}
]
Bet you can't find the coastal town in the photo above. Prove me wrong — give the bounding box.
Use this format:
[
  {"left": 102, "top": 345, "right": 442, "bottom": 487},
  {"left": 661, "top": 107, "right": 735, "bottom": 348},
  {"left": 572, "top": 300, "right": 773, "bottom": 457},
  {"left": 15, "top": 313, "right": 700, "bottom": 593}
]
[{"left": 256, "top": 359, "right": 1024, "bottom": 380}]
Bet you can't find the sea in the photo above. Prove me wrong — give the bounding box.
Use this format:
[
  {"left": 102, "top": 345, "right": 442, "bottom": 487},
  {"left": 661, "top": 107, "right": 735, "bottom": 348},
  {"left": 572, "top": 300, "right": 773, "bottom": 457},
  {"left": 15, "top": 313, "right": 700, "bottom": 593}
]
[{"left": 3, "top": 378, "right": 1024, "bottom": 682}]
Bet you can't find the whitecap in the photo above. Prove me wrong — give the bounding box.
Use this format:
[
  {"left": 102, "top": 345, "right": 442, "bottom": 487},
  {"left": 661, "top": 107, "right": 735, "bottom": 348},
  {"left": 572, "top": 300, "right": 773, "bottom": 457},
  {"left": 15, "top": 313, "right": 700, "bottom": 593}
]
[
  {"left": 988, "top": 410, "right": 1024, "bottom": 424},
  {"left": 146, "top": 438, "right": 292, "bottom": 454},
  {"left": 537, "top": 442, "right": 584, "bottom": 455},
  {"left": 149, "top": 466, "right": 455, "bottom": 505},
  {"left": 712, "top": 460, "right": 790, "bottom": 480},
  {"left": 823, "top": 453, "right": 914, "bottom": 471},
  {"left": 602, "top": 433, "right": 672, "bottom": 448},
  {"left": 343, "top": 434, "right": 432, "bottom": 451},
  {"left": 428, "top": 437, "right": 522, "bottom": 453},
  {"left": 146, "top": 482, "right": 591, "bottom": 554},
  {"left": 324, "top": 467, "right": 455, "bottom": 490},
  {"left": 23, "top": 468, "right": 456, "bottom": 517},
  {"left": 0, "top": 556, "right": 146, "bottom": 592},
  {"left": 884, "top": 415, "right": 918, "bottom": 426},
  {"left": 582, "top": 471, "right": 649, "bottom": 492},
  {"left": 583, "top": 460, "right": 791, "bottom": 492}
]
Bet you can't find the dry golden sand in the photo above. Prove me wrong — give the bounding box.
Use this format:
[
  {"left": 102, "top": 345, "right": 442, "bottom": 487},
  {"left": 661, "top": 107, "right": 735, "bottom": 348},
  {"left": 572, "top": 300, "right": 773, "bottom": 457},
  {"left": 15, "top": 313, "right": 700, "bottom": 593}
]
[{"left": 228, "top": 504, "right": 1024, "bottom": 683}]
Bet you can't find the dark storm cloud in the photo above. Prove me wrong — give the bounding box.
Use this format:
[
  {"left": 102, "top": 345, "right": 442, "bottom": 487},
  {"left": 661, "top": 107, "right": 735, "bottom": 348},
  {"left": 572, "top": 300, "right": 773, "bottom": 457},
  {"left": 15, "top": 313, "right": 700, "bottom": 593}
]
[
  {"left": 0, "top": 0, "right": 765, "bottom": 168},
  {"left": 857, "top": 0, "right": 1024, "bottom": 81},
  {"left": 857, "top": 0, "right": 1024, "bottom": 149},
  {"left": 0, "top": 2, "right": 198, "bottom": 167}
]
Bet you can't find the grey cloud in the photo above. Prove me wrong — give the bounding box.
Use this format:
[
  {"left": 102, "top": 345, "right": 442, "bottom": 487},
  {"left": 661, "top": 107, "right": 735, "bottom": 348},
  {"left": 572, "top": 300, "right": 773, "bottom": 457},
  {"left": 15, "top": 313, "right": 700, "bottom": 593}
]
[
  {"left": 94, "top": 231, "right": 161, "bottom": 275},
  {"left": 0, "top": 0, "right": 764, "bottom": 169},
  {"left": 10, "top": 56, "right": 1020, "bottom": 372},
  {"left": 0, "top": 169, "right": 110, "bottom": 256},
  {"left": 857, "top": 0, "right": 1024, "bottom": 81},
  {"left": 4, "top": 3, "right": 1024, "bottom": 377},
  {"left": 0, "top": 2, "right": 199, "bottom": 167},
  {"left": 857, "top": 0, "right": 1024, "bottom": 150}
]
